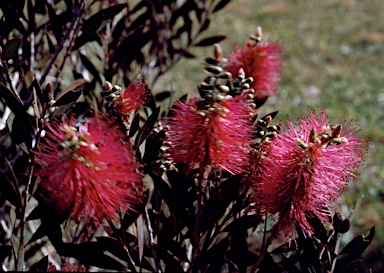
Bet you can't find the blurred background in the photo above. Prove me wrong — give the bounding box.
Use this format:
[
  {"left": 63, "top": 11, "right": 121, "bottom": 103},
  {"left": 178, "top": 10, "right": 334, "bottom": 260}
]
[{"left": 156, "top": 0, "right": 384, "bottom": 271}]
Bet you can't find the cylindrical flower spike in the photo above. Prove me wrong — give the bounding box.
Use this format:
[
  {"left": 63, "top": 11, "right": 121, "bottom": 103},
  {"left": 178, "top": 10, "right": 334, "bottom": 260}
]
[
  {"left": 252, "top": 108, "right": 368, "bottom": 239},
  {"left": 166, "top": 94, "right": 255, "bottom": 175},
  {"left": 35, "top": 115, "right": 143, "bottom": 227},
  {"left": 225, "top": 28, "right": 283, "bottom": 100}
]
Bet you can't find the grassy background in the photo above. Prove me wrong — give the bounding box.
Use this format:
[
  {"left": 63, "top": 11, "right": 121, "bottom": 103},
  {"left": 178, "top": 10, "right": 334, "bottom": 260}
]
[{"left": 156, "top": 0, "right": 384, "bottom": 271}]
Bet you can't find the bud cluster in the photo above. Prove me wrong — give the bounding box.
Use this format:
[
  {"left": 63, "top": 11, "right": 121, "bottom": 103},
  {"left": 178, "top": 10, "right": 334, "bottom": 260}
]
[
  {"left": 295, "top": 124, "right": 347, "bottom": 150},
  {"left": 101, "top": 81, "right": 122, "bottom": 113},
  {"left": 196, "top": 44, "right": 257, "bottom": 118}
]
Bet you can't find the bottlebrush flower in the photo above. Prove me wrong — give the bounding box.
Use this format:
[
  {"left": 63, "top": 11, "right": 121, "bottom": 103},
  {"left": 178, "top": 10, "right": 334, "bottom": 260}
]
[
  {"left": 165, "top": 94, "right": 255, "bottom": 175},
  {"left": 225, "top": 33, "right": 282, "bottom": 100},
  {"left": 35, "top": 115, "right": 143, "bottom": 227},
  {"left": 114, "top": 72, "right": 151, "bottom": 115},
  {"left": 252, "top": 108, "right": 368, "bottom": 238}
]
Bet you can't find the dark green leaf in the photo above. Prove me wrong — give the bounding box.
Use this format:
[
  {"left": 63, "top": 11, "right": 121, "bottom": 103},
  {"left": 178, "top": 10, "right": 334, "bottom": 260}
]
[
  {"left": 0, "top": 245, "right": 12, "bottom": 263},
  {"left": 57, "top": 242, "right": 127, "bottom": 271},
  {"left": 28, "top": 219, "right": 63, "bottom": 247},
  {"left": 153, "top": 244, "right": 185, "bottom": 273},
  {"left": 221, "top": 215, "right": 262, "bottom": 233},
  {"left": 121, "top": 191, "right": 147, "bottom": 230},
  {"left": 260, "top": 110, "right": 279, "bottom": 121},
  {"left": 154, "top": 91, "right": 171, "bottom": 102},
  {"left": 199, "top": 175, "right": 243, "bottom": 232},
  {"left": 227, "top": 230, "right": 259, "bottom": 268},
  {"left": 134, "top": 106, "right": 160, "bottom": 149},
  {"left": 183, "top": 51, "right": 196, "bottom": 58},
  {"left": 307, "top": 215, "right": 328, "bottom": 244},
  {"left": 143, "top": 130, "right": 165, "bottom": 167},
  {"left": 213, "top": 0, "right": 231, "bottom": 13},
  {"left": 296, "top": 229, "right": 322, "bottom": 272},
  {"left": 29, "top": 255, "right": 49, "bottom": 272},
  {"left": 47, "top": 3, "right": 63, "bottom": 43},
  {"left": 52, "top": 90, "right": 82, "bottom": 107},
  {"left": 338, "top": 219, "right": 351, "bottom": 234},
  {"left": 0, "top": 170, "right": 22, "bottom": 209},
  {"left": 73, "top": 4, "right": 127, "bottom": 50},
  {"left": 79, "top": 53, "right": 102, "bottom": 83},
  {"left": 95, "top": 237, "right": 130, "bottom": 264},
  {"left": 25, "top": 240, "right": 47, "bottom": 261},
  {"left": 255, "top": 96, "right": 268, "bottom": 108},
  {"left": 129, "top": 113, "right": 141, "bottom": 138},
  {"left": 0, "top": 83, "right": 24, "bottom": 116},
  {"left": 52, "top": 79, "right": 87, "bottom": 109},
  {"left": 31, "top": 78, "right": 44, "bottom": 108},
  {"left": 258, "top": 252, "right": 284, "bottom": 273},
  {"left": 336, "top": 226, "right": 375, "bottom": 271},
  {"left": 201, "top": 238, "right": 230, "bottom": 270},
  {"left": 340, "top": 259, "right": 362, "bottom": 273},
  {"left": 11, "top": 114, "right": 33, "bottom": 145},
  {"left": 2, "top": 37, "right": 21, "bottom": 61},
  {"left": 194, "top": 35, "right": 226, "bottom": 47},
  {"left": 0, "top": 83, "right": 34, "bottom": 145}
]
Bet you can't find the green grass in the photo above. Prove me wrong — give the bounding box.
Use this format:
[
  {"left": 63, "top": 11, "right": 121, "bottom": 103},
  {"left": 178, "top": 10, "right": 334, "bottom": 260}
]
[{"left": 156, "top": 0, "right": 384, "bottom": 270}]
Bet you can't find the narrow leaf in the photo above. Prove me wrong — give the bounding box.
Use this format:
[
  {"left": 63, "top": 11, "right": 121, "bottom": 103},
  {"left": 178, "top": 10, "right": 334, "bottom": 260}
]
[
  {"left": 0, "top": 170, "right": 22, "bottom": 209},
  {"left": 2, "top": 37, "right": 22, "bottom": 61},
  {"left": 0, "top": 83, "right": 23, "bottom": 116},
  {"left": 52, "top": 90, "right": 82, "bottom": 107},
  {"left": 194, "top": 35, "right": 226, "bottom": 47},
  {"left": 213, "top": 0, "right": 231, "bottom": 13},
  {"left": 128, "top": 113, "right": 141, "bottom": 138},
  {"left": 135, "top": 106, "right": 160, "bottom": 149},
  {"left": 0, "top": 245, "right": 12, "bottom": 263},
  {"left": 58, "top": 242, "right": 127, "bottom": 271},
  {"left": 137, "top": 214, "right": 144, "bottom": 263},
  {"left": 29, "top": 255, "right": 49, "bottom": 272}
]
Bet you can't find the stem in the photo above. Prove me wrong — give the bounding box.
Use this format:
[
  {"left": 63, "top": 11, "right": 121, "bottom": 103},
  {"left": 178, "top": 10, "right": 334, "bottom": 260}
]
[
  {"left": 188, "top": 176, "right": 205, "bottom": 273},
  {"left": 250, "top": 212, "right": 272, "bottom": 273},
  {"left": 38, "top": 0, "right": 85, "bottom": 86},
  {"left": 144, "top": 207, "right": 159, "bottom": 273},
  {"left": 330, "top": 231, "right": 341, "bottom": 273}
]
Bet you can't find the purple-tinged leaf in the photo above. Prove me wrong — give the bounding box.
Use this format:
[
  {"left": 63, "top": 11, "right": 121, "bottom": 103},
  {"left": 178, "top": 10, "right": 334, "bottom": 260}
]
[
  {"left": 194, "top": 35, "right": 226, "bottom": 47},
  {"left": 0, "top": 245, "right": 12, "bottom": 263},
  {"left": 213, "top": 0, "right": 231, "bottom": 13},
  {"left": 2, "top": 37, "right": 21, "bottom": 61}
]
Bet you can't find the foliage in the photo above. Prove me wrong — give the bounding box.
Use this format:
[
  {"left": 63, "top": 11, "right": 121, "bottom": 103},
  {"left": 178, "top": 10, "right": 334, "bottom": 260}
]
[{"left": 0, "top": 0, "right": 375, "bottom": 272}]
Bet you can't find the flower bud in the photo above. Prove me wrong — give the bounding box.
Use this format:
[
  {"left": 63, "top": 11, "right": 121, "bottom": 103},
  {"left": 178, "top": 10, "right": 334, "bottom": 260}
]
[
  {"left": 331, "top": 124, "right": 342, "bottom": 139},
  {"left": 216, "top": 85, "right": 230, "bottom": 93},
  {"left": 105, "top": 81, "right": 113, "bottom": 92},
  {"left": 213, "top": 43, "right": 223, "bottom": 62},
  {"left": 205, "top": 56, "right": 217, "bottom": 65},
  {"left": 204, "top": 65, "right": 223, "bottom": 75},
  {"left": 218, "top": 72, "right": 232, "bottom": 79}
]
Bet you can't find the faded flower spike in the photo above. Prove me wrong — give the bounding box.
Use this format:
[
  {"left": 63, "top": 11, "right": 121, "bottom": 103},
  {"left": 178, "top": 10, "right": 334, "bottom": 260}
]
[
  {"left": 166, "top": 94, "right": 255, "bottom": 175},
  {"left": 35, "top": 115, "right": 143, "bottom": 227},
  {"left": 114, "top": 72, "right": 151, "bottom": 115},
  {"left": 225, "top": 27, "right": 282, "bottom": 100},
  {"left": 253, "top": 108, "right": 368, "bottom": 238}
]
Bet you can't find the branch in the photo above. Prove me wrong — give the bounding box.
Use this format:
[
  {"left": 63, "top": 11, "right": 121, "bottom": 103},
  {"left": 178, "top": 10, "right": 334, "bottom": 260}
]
[{"left": 38, "top": 0, "right": 85, "bottom": 86}]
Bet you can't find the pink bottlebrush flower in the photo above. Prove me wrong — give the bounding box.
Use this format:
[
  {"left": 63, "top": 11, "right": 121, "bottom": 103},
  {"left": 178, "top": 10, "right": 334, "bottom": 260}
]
[
  {"left": 225, "top": 39, "right": 282, "bottom": 100},
  {"left": 114, "top": 72, "right": 151, "bottom": 115},
  {"left": 35, "top": 115, "right": 143, "bottom": 227},
  {"left": 253, "top": 108, "right": 368, "bottom": 238},
  {"left": 166, "top": 94, "right": 255, "bottom": 174}
]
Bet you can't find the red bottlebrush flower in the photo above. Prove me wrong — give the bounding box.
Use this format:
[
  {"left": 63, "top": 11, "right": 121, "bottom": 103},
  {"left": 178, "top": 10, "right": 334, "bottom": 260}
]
[
  {"left": 114, "top": 72, "right": 151, "bottom": 115},
  {"left": 47, "top": 262, "right": 88, "bottom": 272},
  {"left": 225, "top": 39, "right": 282, "bottom": 99},
  {"left": 253, "top": 108, "right": 368, "bottom": 238},
  {"left": 35, "top": 115, "right": 143, "bottom": 227},
  {"left": 166, "top": 94, "right": 255, "bottom": 174}
]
